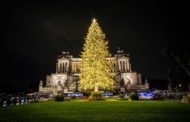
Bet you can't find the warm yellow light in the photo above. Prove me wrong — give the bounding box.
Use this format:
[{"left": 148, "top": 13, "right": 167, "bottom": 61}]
[
  {"left": 80, "top": 18, "right": 114, "bottom": 92},
  {"left": 92, "top": 18, "right": 97, "bottom": 23}
]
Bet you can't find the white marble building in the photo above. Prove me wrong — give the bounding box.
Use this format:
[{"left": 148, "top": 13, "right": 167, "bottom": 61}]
[{"left": 39, "top": 50, "right": 149, "bottom": 95}]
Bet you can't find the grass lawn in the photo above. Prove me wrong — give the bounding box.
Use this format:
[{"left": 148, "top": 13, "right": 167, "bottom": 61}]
[{"left": 0, "top": 100, "right": 190, "bottom": 122}]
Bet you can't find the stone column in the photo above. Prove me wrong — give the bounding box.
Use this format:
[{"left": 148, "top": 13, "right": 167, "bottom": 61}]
[
  {"left": 124, "top": 61, "right": 127, "bottom": 72},
  {"left": 39, "top": 80, "right": 43, "bottom": 92},
  {"left": 118, "top": 61, "right": 121, "bottom": 72},
  {"left": 127, "top": 59, "right": 129, "bottom": 71},
  {"left": 65, "top": 63, "right": 67, "bottom": 73},
  {"left": 129, "top": 63, "right": 132, "bottom": 72}
]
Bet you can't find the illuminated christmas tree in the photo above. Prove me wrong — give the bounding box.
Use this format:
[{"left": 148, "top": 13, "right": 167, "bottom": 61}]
[{"left": 80, "top": 18, "right": 114, "bottom": 92}]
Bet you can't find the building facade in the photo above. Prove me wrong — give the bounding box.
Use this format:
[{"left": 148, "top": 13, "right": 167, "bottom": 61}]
[{"left": 39, "top": 50, "right": 149, "bottom": 95}]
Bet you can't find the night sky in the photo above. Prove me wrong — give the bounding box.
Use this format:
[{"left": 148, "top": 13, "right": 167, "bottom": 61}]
[{"left": 2, "top": 0, "right": 188, "bottom": 88}]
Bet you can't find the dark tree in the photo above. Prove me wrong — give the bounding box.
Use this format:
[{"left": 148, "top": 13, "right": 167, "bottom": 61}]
[{"left": 162, "top": 41, "right": 190, "bottom": 91}]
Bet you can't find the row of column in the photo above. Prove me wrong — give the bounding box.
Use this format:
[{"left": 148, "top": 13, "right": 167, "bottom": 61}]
[
  {"left": 56, "top": 59, "right": 131, "bottom": 73},
  {"left": 72, "top": 63, "right": 81, "bottom": 73},
  {"left": 56, "top": 62, "right": 69, "bottom": 73},
  {"left": 118, "top": 60, "right": 131, "bottom": 72}
]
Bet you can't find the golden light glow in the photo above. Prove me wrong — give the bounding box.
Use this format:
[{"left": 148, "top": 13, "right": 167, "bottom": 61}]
[
  {"left": 80, "top": 18, "right": 114, "bottom": 92},
  {"left": 92, "top": 18, "right": 97, "bottom": 23}
]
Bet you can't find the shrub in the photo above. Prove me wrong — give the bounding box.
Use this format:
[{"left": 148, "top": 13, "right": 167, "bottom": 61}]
[
  {"left": 71, "top": 96, "right": 77, "bottom": 99},
  {"left": 175, "top": 94, "right": 183, "bottom": 100},
  {"left": 153, "top": 93, "right": 164, "bottom": 100},
  {"left": 129, "top": 92, "right": 139, "bottom": 100},
  {"left": 55, "top": 95, "right": 64, "bottom": 102},
  {"left": 64, "top": 97, "right": 71, "bottom": 101},
  {"left": 89, "top": 91, "right": 104, "bottom": 101},
  {"left": 81, "top": 91, "right": 91, "bottom": 97},
  {"left": 119, "top": 93, "right": 125, "bottom": 98},
  {"left": 181, "top": 96, "right": 190, "bottom": 104}
]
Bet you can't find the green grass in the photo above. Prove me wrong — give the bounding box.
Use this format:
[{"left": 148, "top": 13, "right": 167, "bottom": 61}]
[{"left": 0, "top": 100, "right": 190, "bottom": 122}]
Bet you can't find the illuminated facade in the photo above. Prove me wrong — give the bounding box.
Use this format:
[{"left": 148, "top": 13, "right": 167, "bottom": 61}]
[{"left": 39, "top": 50, "right": 149, "bottom": 95}]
